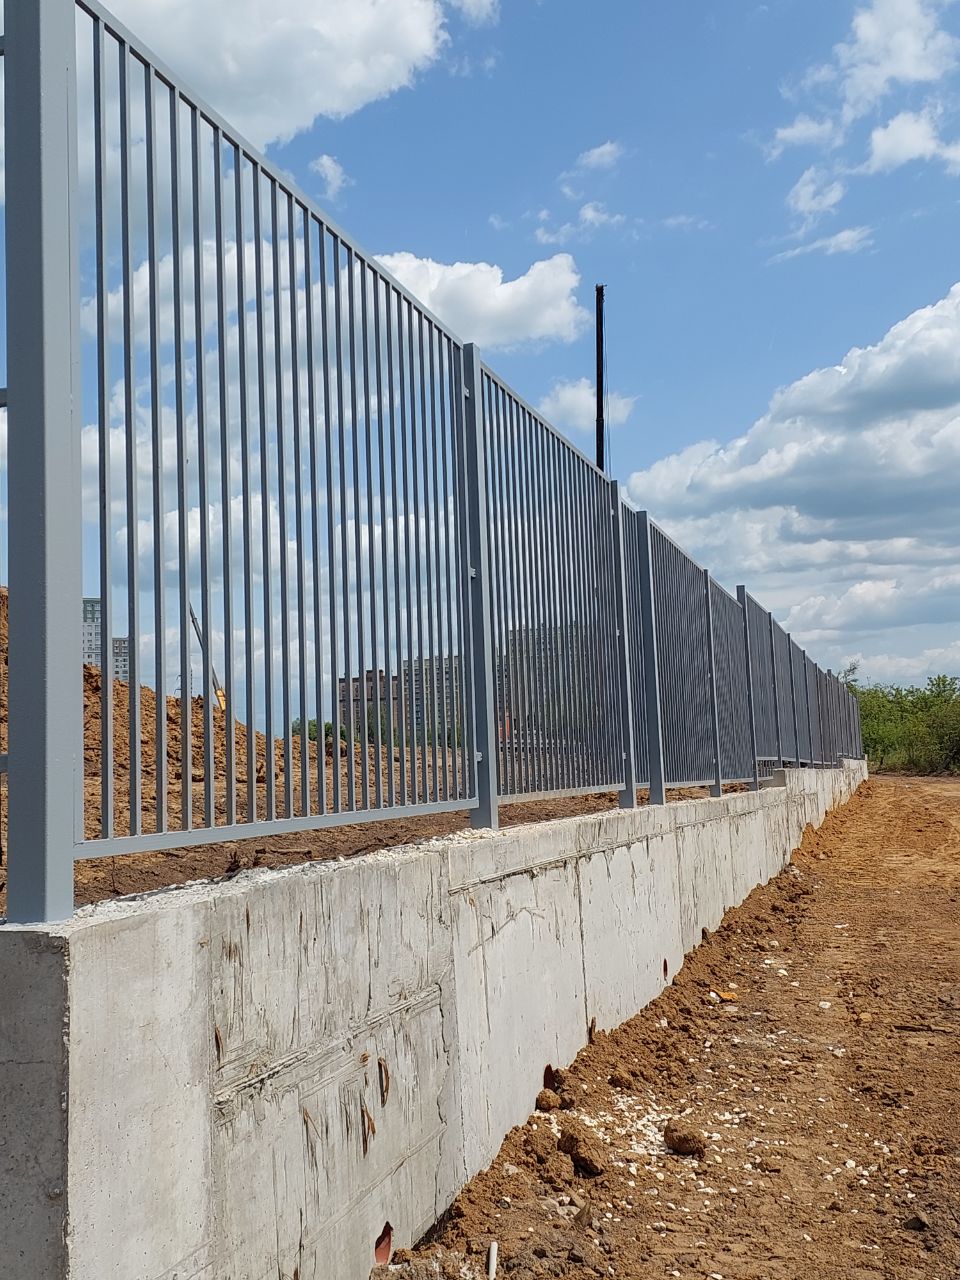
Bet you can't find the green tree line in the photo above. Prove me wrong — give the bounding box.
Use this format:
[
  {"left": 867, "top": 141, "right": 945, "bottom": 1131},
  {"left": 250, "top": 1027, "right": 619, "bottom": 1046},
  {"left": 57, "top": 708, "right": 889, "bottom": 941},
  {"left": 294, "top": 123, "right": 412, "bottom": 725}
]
[{"left": 846, "top": 667, "right": 960, "bottom": 773}]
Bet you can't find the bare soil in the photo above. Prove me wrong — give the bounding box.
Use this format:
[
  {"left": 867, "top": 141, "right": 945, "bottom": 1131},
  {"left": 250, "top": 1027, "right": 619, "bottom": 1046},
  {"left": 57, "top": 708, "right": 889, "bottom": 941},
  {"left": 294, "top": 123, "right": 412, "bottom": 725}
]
[{"left": 384, "top": 775, "right": 960, "bottom": 1280}]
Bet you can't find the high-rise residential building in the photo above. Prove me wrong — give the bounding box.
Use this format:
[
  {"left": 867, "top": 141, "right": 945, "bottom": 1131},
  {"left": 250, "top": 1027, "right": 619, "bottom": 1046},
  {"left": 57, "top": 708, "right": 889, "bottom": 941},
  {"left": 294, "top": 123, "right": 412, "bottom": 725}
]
[
  {"left": 82, "top": 597, "right": 102, "bottom": 667},
  {"left": 82, "top": 598, "right": 131, "bottom": 683}
]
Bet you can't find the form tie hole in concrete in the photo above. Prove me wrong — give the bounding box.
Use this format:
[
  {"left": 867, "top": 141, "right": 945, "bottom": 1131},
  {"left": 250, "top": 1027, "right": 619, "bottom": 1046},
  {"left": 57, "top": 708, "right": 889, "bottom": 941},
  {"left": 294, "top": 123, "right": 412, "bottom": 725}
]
[
  {"left": 374, "top": 1223, "right": 393, "bottom": 1265},
  {"left": 663, "top": 958, "right": 669, "bottom": 980}
]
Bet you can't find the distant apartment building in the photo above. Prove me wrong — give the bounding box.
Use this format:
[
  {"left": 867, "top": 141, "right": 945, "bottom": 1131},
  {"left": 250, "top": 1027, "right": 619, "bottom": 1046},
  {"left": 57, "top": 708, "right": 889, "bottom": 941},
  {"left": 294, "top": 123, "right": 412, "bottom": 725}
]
[
  {"left": 82, "top": 597, "right": 130, "bottom": 683},
  {"left": 336, "top": 655, "right": 463, "bottom": 744}
]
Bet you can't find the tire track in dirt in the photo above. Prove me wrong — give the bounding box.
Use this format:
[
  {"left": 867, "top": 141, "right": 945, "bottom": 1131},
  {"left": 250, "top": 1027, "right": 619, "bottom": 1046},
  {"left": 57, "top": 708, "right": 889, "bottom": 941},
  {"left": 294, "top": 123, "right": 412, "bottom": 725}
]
[{"left": 385, "top": 777, "right": 960, "bottom": 1280}]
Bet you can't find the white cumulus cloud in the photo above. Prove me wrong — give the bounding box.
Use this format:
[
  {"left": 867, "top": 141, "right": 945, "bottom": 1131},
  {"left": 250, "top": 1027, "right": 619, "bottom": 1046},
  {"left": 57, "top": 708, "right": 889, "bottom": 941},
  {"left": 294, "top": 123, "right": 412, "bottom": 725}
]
[
  {"left": 835, "top": 0, "right": 960, "bottom": 123},
  {"left": 104, "top": 0, "right": 492, "bottom": 150},
  {"left": 626, "top": 280, "right": 960, "bottom": 678},
  {"left": 575, "top": 140, "right": 624, "bottom": 171},
  {"left": 310, "top": 154, "right": 352, "bottom": 201},
  {"left": 538, "top": 378, "right": 636, "bottom": 433},
  {"left": 865, "top": 108, "right": 960, "bottom": 172},
  {"left": 374, "top": 251, "right": 590, "bottom": 349}
]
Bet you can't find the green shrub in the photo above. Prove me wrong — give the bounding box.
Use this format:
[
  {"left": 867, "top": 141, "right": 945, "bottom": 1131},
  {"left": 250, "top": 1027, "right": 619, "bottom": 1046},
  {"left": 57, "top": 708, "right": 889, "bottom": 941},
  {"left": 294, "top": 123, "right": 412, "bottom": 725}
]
[{"left": 848, "top": 671, "right": 960, "bottom": 774}]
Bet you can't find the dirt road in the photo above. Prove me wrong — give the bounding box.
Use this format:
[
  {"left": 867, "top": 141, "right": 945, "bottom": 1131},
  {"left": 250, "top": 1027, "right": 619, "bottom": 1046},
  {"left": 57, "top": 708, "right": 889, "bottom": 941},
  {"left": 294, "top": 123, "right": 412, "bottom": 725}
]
[{"left": 388, "top": 776, "right": 960, "bottom": 1280}]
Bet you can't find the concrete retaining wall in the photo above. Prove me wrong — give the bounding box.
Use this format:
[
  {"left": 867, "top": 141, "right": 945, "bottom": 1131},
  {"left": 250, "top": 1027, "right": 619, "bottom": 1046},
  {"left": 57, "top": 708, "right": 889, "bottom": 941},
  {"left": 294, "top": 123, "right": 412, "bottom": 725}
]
[{"left": 0, "top": 761, "right": 866, "bottom": 1280}]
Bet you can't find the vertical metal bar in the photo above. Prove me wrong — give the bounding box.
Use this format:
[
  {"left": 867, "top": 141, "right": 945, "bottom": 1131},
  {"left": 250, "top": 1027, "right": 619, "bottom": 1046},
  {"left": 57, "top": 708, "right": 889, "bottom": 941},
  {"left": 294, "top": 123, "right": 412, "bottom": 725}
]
[
  {"left": 435, "top": 335, "right": 456, "bottom": 801},
  {"left": 92, "top": 17, "right": 114, "bottom": 841},
  {"left": 525, "top": 411, "right": 549, "bottom": 793},
  {"left": 803, "top": 650, "right": 813, "bottom": 769},
  {"left": 569, "top": 450, "right": 592, "bottom": 790},
  {"left": 5, "top": 0, "right": 83, "bottom": 919},
  {"left": 271, "top": 182, "right": 293, "bottom": 819},
  {"left": 235, "top": 149, "right": 256, "bottom": 823},
  {"left": 597, "top": 470, "right": 621, "bottom": 786},
  {"left": 333, "top": 236, "right": 354, "bottom": 809},
  {"left": 120, "top": 40, "right": 142, "bottom": 835},
  {"left": 360, "top": 262, "right": 383, "bottom": 809},
  {"left": 427, "top": 328, "right": 449, "bottom": 800},
  {"left": 768, "top": 613, "right": 782, "bottom": 769},
  {"left": 288, "top": 195, "right": 309, "bottom": 817},
  {"left": 556, "top": 440, "right": 581, "bottom": 791},
  {"left": 347, "top": 247, "right": 368, "bottom": 810},
  {"left": 398, "top": 299, "right": 418, "bottom": 802},
  {"left": 252, "top": 164, "right": 276, "bottom": 820},
  {"left": 386, "top": 290, "right": 406, "bottom": 806},
  {"left": 704, "top": 571, "right": 723, "bottom": 797},
  {"left": 549, "top": 432, "right": 573, "bottom": 791},
  {"left": 737, "top": 587, "right": 761, "bottom": 791},
  {"left": 171, "top": 88, "right": 192, "bottom": 831},
  {"left": 637, "top": 513, "right": 665, "bottom": 806},
  {"left": 407, "top": 303, "right": 428, "bottom": 802},
  {"left": 191, "top": 109, "right": 214, "bottom": 827},
  {"left": 462, "top": 346, "right": 498, "bottom": 829},
  {"left": 416, "top": 314, "right": 439, "bottom": 804},
  {"left": 788, "top": 638, "right": 801, "bottom": 769},
  {"left": 319, "top": 228, "right": 340, "bottom": 812},
  {"left": 529, "top": 414, "right": 552, "bottom": 788},
  {"left": 213, "top": 127, "right": 235, "bottom": 827},
  {"left": 451, "top": 347, "right": 475, "bottom": 801},
  {"left": 610, "top": 484, "right": 638, "bottom": 809},
  {"left": 145, "top": 64, "right": 167, "bottom": 834},
  {"left": 371, "top": 279, "right": 394, "bottom": 803},
  {"left": 488, "top": 381, "right": 512, "bottom": 796},
  {"left": 506, "top": 397, "right": 531, "bottom": 794},
  {"left": 531, "top": 413, "right": 555, "bottom": 794},
  {"left": 376, "top": 280, "right": 397, "bottom": 808},
  {"left": 304, "top": 215, "right": 328, "bottom": 815}
]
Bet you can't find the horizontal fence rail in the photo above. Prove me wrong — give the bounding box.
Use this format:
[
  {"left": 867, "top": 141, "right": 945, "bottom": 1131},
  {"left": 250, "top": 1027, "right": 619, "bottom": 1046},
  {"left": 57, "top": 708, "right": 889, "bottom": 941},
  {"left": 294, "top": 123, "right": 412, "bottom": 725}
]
[{"left": 0, "top": 0, "right": 864, "bottom": 921}]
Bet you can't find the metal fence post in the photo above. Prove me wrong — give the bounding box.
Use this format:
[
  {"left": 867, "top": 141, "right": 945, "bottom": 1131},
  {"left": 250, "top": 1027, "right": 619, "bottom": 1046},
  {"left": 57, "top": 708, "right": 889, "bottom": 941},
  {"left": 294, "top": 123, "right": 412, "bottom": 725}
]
[
  {"left": 704, "top": 570, "right": 722, "bottom": 797},
  {"left": 736, "top": 587, "right": 760, "bottom": 792},
  {"left": 4, "top": 0, "right": 83, "bottom": 921},
  {"left": 768, "top": 612, "right": 783, "bottom": 768},
  {"left": 462, "top": 344, "right": 499, "bottom": 830},
  {"left": 609, "top": 484, "right": 638, "bottom": 809},
  {"left": 637, "top": 512, "right": 666, "bottom": 806}
]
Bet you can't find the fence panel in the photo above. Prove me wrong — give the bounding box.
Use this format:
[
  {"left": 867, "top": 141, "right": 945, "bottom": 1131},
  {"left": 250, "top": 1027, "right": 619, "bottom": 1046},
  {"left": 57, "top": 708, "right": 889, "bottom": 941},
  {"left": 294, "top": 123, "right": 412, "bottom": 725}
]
[
  {"left": 710, "top": 581, "right": 754, "bottom": 783},
  {"left": 791, "top": 639, "right": 811, "bottom": 763},
  {"left": 2, "top": 0, "right": 863, "bottom": 918},
  {"left": 480, "top": 369, "right": 624, "bottom": 801},
  {"left": 772, "top": 620, "right": 796, "bottom": 764},
  {"left": 806, "top": 655, "right": 822, "bottom": 764},
  {"left": 621, "top": 506, "right": 650, "bottom": 788},
  {"left": 69, "top": 0, "right": 477, "bottom": 855},
  {"left": 744, "top": 593, "right": 778, "bottom": 761},
  {"left": 650, "top": 525, "right": 714, "bottom": 787},
  {"left": 818, "top": 669, "right": 834, "bottom": 763}
]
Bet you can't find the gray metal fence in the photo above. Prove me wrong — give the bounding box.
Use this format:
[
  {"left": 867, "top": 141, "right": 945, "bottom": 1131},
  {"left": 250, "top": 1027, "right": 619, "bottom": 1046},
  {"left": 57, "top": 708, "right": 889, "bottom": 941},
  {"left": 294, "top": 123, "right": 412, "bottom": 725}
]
[
  {"left": 0, "top": 0, "right": 863, "bottom": 921},
  {"left": 478, "top": 367, "right": 624, "bottom": 803}
]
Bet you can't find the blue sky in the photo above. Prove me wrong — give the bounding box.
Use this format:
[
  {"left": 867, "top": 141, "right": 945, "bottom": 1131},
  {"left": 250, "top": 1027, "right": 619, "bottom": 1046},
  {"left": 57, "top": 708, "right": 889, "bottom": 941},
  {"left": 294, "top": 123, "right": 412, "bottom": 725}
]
[{"left": 51, "top": 0, "right": 960, "bottom": 682}]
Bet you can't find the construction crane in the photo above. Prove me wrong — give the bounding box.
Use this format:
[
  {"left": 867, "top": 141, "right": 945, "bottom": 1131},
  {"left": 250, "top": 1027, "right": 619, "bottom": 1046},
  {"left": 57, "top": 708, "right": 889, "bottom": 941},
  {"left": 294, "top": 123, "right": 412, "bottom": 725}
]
[{"left": 189, "top": 604, "right": 227, "bottom": 712}]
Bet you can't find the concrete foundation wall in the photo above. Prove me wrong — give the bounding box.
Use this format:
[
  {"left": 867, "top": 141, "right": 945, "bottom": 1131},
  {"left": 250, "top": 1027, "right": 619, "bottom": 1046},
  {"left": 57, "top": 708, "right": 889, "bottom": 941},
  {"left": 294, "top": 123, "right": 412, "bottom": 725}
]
[{"left": 0, "top": 762, "right": 866, "bottom": 1280}]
